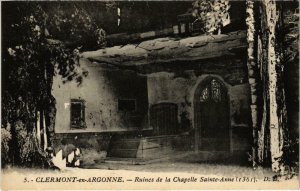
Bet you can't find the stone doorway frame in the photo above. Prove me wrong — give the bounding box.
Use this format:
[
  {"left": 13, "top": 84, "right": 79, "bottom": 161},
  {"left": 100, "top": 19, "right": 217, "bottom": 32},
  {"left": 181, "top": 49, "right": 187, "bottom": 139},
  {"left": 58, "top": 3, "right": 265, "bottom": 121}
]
[{"left": 192, "top": 75, "right": 232, "bottom": 153}]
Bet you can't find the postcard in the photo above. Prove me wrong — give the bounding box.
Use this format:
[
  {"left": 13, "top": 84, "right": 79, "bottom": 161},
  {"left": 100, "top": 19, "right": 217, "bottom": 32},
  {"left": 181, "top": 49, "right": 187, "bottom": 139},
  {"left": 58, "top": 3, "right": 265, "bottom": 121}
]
[{"left": 1, "top": 0, "right": 299, "bottom": 190}]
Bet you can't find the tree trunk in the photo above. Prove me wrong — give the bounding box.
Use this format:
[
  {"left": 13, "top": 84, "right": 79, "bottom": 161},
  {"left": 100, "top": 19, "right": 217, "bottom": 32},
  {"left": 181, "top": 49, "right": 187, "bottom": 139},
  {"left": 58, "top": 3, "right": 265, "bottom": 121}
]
[
  {"left": 262, "top": 0, "right": 284, "bottom": 172},
  {"left": 36, "top": 111, "right": 41, "bottom": 147},
  {"left": 257, "top": 34, "right": 267, "bottom": 164},
  {"left": 246, "top": 0, "right": 258, "bottom": 168},
  {"left": 43, "top": 112, "right": 48, "bottom": 151},
  {"left": 247, "top": 0, "right": 288, "bottom": 172}
]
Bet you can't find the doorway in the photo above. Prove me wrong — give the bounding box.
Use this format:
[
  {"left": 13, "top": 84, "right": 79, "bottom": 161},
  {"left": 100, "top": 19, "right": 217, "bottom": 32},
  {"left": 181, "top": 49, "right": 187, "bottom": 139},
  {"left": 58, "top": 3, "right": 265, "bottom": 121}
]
[{"left": 194, "top": 77, "right": 230, "bottom": 151}]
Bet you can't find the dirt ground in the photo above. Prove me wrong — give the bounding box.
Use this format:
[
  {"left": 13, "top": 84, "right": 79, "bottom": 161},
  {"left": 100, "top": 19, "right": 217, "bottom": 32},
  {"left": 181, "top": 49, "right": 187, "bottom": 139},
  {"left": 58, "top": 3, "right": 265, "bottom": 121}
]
[{"left": 77, "top": 151, "right": 273, "bottom": 179}]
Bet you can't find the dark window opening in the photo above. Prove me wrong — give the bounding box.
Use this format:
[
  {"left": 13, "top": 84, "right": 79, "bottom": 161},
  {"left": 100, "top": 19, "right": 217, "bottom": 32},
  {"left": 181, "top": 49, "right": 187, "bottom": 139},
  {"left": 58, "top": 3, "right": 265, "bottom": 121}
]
[
  {"left": 118, "top": 99, "right": 136, "bottom": 111},
  {"left": 70, "top": 99, "right": 86, "bottom": 129},
  {"left": 150, "top": 103, "right": 178, "bottom": 135}
]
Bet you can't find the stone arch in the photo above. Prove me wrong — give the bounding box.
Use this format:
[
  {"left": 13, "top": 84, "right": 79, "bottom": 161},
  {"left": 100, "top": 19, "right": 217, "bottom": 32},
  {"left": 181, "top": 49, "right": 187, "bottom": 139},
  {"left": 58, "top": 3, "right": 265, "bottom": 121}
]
[{"left": 193, "top": 76, "right": 231, "bottom": 151}]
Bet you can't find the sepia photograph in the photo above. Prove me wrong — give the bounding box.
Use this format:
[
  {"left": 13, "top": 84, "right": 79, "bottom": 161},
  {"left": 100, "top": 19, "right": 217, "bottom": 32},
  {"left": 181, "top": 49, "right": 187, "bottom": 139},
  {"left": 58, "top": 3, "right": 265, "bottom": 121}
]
[{"left": 1, "top": 0, "right": 299, "bottom": 190}]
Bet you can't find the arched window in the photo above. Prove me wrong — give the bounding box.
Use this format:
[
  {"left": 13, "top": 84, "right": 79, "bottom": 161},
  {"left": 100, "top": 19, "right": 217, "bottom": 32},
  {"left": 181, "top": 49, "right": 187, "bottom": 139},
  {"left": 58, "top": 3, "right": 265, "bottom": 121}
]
[{"left": 200, "top": 79, "right": 224, "bottom": 103}]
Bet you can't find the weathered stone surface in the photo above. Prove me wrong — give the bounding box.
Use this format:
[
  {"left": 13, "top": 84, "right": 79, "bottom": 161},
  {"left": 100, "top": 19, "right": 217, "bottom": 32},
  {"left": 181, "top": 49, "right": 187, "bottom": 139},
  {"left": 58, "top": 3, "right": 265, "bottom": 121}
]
[
  {"left": 82, "top": 30, "right": 247, "bottom": 67},
  {"left": 52, "top": 59, "right": 149, "bottom": 134}
]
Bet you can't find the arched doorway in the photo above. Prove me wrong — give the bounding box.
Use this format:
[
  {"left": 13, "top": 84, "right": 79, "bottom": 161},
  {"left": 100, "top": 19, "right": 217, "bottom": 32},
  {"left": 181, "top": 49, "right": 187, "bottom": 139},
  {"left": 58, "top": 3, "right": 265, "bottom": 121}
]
[{"left": 194, "top": 77, "right": 230, "bottom": 151}]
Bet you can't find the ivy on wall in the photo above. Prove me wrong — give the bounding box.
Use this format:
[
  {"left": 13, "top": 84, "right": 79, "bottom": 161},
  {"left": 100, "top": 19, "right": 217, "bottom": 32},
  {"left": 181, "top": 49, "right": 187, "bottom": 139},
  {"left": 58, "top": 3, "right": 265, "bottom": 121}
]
[{"left": 192, "top": 0, "right": 231, "bottom": 34}]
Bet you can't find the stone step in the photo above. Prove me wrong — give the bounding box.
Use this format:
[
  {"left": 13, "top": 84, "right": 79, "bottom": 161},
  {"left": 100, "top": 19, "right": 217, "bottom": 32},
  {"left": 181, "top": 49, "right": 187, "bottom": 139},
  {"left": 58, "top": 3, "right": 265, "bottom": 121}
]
[
  {"left": 108, "top": 137, "right": 142, "bottom": 158},
  {"left": 107, "top": 135, "right": 182, "bottom": 159}
]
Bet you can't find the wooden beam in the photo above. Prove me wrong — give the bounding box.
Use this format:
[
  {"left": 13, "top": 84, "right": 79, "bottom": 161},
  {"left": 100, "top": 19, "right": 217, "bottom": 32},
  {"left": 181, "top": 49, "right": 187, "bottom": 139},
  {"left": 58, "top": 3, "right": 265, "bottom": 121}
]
[{"left": 82, "top": 30, "right": 247, "bottom": 67}]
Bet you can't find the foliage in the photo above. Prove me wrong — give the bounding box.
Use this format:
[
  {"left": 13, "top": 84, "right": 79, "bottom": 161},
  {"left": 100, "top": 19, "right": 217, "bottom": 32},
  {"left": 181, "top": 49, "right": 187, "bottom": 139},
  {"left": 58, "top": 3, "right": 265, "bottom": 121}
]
[
  {"left": 1, "top": 127, "right": 12, "bottom": 165},
  {"left": 20, "top": 131, "right": 52, "bottom": 167},
  {"left": 46, "top": 3, "right": 106, "bottom": 49},
  {"left": 2, "top": 2, "right": 106, "bottom": 167},
  {"left": 4, "top": 3, "right": 105, "bottom": 93},
  {"left": 192, "top": 0, "right": 231, "bottom": 34}
]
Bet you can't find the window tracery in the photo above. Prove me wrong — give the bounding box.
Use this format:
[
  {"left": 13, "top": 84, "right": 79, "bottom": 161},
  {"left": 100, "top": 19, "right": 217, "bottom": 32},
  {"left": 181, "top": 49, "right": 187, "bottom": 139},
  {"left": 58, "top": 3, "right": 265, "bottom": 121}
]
[{"left": 199, "top": 79, "right": 223, "bottom": 102}]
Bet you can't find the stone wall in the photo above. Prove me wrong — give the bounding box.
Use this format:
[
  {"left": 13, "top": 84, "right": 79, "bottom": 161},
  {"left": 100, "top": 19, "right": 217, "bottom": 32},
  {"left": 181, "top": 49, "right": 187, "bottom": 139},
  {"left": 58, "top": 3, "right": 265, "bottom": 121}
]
[
  {"left": 52, "top": 58, "right": 149, "bottom": 134},
  {"left": 52, "top": 51, "right": 252, "bottom": 163},
  {"left": 147, "top": 71, "right": 251, "bottom": 152}
]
